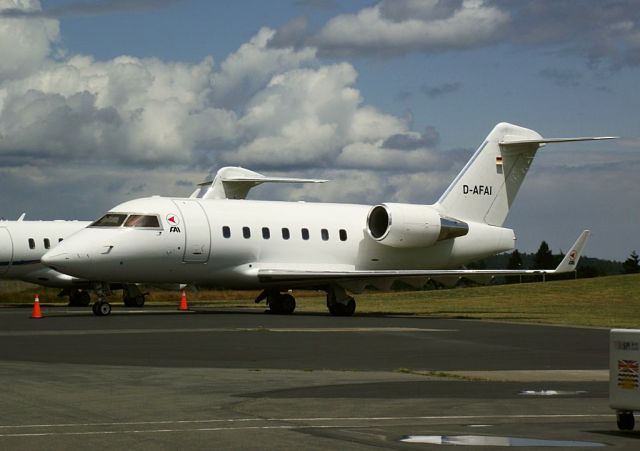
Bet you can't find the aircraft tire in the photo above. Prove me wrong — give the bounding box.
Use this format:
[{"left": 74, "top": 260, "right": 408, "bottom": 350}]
[
  {"left": 79, "top": 291, "right": 91, "bottom": 306},
  {"left": 328, "top": 297, "right": 356, "bottom": 317},
  {"left": 268, "top": 294, "right": 296, "bottom": 315},
  {"left": 98, "top": 301, "right": 112, "bottom": 316},
  {"left": 617, "top": 412, "right": 635, "bottom": 431},
  {"left": 279, "top": 294, "right": 296, "bottom": 315},
  {"left": 69, "top": 290, "right": 91, "bottom": 307},
  {"left": 123, "top": 295, "right": 145, "bottom": 308},
  {"left": 131, "top": 295, "right": 145, "bottom": 307},
  {"left": 93, "top": 301, "right": 112, "bottom": 316}
]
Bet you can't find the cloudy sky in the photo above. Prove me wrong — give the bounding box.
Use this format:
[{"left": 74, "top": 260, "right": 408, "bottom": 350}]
[{"left": 0, "top": 0, "right": 639, "bottom": 261}]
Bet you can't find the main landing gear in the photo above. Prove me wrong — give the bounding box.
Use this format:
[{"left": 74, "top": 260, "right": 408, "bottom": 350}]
[
  {"left": 326, "top": 285, "right": 356, "bottom": 317},
  {"left": 256, "top": 289, "right": 296, "bottom": 315},
  {"left": 65, "top": 289, "right": 91, "bottom": 307},
  {"left": 255, "top": 285, "right": 357, "bottom": 317},
  {"left": 617, "top": 411, "right": 635, "bottom": 431},
  {"left": 122, "top": 284, "right": 147, "bottom": 307}
]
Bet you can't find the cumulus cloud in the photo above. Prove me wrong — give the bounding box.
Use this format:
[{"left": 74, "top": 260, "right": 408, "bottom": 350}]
[
  {"left": 269, "top": 0, "right": 640, "bottom": 69},
  {"left": 217, "top": 63, "right": 409, "bottom": 169},
  {"left": 0, "top": 52, "right": 230, "bottom": 165},
  {"left": 0, "top": 0, "right": 59, "bottom": 81},
  {"left": 310, "top": 0, "right": 508, "bottom": 57},
  {"left": 0, "top": 0, "right": 458, "bottom": 196},
  {"left": 211, "top": 27, "right": 316, "bottom": 110}
]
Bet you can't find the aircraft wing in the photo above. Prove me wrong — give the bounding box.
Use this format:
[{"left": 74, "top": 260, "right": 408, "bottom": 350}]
[{"left": 257, "top": 230, "right": 590, "bottom": 289}]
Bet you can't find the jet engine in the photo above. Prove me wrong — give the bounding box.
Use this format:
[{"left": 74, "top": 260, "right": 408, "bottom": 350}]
[{"left": 366, "top": 203, "right": 468, "bottom": 248}]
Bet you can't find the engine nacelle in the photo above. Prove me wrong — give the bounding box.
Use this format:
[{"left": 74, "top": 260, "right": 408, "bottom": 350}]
[{"left": 366, "top": 203, "right": 468, "bottom": 248}]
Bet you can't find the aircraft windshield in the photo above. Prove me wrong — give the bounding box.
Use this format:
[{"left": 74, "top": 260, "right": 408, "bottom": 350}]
[
  {"left": 90, "top": 213, "right": 127, "bottom": 227},
  {"left": 124, "top": 215, "right": 160, "bottom": 228}
]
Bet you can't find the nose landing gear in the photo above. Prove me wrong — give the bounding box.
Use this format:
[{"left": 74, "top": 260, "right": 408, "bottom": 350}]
[{"left": 91, "top": 283, "right": 112, "bottom": 317}]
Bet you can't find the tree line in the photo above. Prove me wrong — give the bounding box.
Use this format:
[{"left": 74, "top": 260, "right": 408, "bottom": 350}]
[{"left": 467, "top": 241, "right": 636, "bottom": 282}]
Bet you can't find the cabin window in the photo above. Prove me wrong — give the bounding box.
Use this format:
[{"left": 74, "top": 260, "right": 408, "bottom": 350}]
[
  {"left": 28, "top": 238, "right": 35, "bottom": 250},
  {"left": 282, "top": 228, "right": 290, "bottom": 240},
  {"left": 321, "top": 229, "right": 329, "bottom": 241},
  {"left": 262, "top": 227, "right": 270, "bottom": 239},
  {"left": 222, "top": 226, "right": 231, "bottom": 238},
  {"left": 301, "top": 228, "right": 309, "bottom": 240},
  {"left": 90, "top": 213, "right": 127, "bottom": 227},
  {"left": 339, "top": 229, "right": 348, "bottom": 242},
  {"left": 58, "top": 238, "right": 63, "bottom": 243},
  {"left": 43, "top": 238, "right": 50, "bottom": 249},
  {"left": 124, "top": 215, "right": 161, "bottom": 228},
  {"left": 242, "top": 227, "right": 251, "bottom": 239}
]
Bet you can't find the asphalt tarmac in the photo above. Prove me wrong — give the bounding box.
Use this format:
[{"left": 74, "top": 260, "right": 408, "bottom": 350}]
[{"left": 0, "top": 304, "right": 638, "bottom": 450}]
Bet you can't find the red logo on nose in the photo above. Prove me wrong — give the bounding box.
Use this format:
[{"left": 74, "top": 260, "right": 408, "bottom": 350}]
[{"left": 166, "top": 214, "right": 180, "bottom": 225}]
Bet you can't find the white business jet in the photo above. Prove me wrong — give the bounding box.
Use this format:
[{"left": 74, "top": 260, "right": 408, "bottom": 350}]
[
  {"left": 0, "top": 215, "right": 149, "bottom": 307},
  {"left": 41, "top": 123, "right": 612, "bottom": 316}
]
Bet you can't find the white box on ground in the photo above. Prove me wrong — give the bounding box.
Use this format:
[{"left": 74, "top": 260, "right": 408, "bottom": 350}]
[{"left": 610, "top": 328, "right": 640, "bottom": 430}]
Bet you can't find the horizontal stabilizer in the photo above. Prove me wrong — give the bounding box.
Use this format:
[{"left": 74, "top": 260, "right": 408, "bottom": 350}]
[
  {"left": 191, "top": 167, "right": 327, "bottom": 200},
  {"left": 500, "top": 136, "right": 617, "bottom": 146}
]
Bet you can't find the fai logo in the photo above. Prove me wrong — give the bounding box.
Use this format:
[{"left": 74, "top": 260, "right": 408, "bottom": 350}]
[
  {"left": 166, "top": 214, "right": 180, "bottom": 225},
  {"left": 568, "top": 250, "right": 577, "bottom": 265},
  {"left": 167, "top": 214, "right": 181, "bottom": 233}
]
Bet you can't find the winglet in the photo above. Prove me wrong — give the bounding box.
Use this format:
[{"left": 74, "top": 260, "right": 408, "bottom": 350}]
[{"left": 553, "top": 230, "right": 590, "bottom": 273}]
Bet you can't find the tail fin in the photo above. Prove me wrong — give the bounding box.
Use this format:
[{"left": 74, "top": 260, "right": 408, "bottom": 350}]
[{"left": 436, "top": 122, "right": 615, "bottom": 226}]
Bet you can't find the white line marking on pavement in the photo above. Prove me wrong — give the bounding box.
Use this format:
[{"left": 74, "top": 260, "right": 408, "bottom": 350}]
[
  {"left": 0, "top": 327, "right": 456, "bottom": 337},
  {"left": 0, "top": 414, "right": 612, "bottom": 438}
]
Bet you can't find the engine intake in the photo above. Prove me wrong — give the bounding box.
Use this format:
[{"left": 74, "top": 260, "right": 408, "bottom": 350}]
[{"left": 366, "top": 203, "right": 468, "bottom": 248}]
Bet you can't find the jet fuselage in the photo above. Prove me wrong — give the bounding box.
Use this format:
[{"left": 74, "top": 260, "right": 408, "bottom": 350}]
[{"left": 43, "top": 196, "right": 515, "bottom": 288}]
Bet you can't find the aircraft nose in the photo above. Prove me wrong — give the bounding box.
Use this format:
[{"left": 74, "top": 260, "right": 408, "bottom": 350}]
[{"left": 41, "top": 251, "right": 89, "bottom": 273}]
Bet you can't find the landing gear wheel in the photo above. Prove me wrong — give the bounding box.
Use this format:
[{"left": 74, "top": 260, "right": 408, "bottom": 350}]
[
  {"left": 123, "top": 295, "right": 145, "bottom": 307},
  {"left": 326, "top": 286, "right": 356, "bottom": 316},
  {"left": 68, "top": 290, "right": 91, "bottom": 307},
  {"left": 92, "top": 301, "right": 112, "bottom": 317},
  {"left": 268, "top": 293, "right": 296, "bottom": 315},
  {"left": 617, "top": 411, "right": 635, "bottom": 431},
  {"left": 327, "top": 295, "right": 356, "bottom": 317},
  {"left": 329, "top": 297, "right": 356, "bottom": 316},
  {"left": 279, "top": 294, "right": 296, "bottom": 315},
  {"left": 78, "top": 291, "right": 91, "bottom": 306}
]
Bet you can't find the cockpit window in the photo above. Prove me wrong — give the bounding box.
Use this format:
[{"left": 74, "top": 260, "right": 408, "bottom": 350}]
[
  {"left": 90, "top": 213, "right": 128, "bottom": 227},
  {"left": 124, "top": 215, "right": 160, "bottom": 228}
]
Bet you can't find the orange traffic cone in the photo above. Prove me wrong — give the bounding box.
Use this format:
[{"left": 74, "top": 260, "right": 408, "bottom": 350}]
[
  {"left": 31, "top": 294, "right": 43, "bottom": 319},
  {"left": 178, "top": 290, "right": 188, "bottom": 311}
]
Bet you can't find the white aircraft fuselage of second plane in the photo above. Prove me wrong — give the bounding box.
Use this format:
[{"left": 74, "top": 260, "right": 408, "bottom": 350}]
[
  {"left": 0, "top": 217, "right": 153, "bottom": 307},
  {"left": 0, "top": 218, "right": 89, "bottom": 288},
  {"left": 42, "top": 122, "right": 610, "bottom": 316}
]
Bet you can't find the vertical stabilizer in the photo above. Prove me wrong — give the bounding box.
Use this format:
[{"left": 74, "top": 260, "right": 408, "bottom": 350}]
[{"left": 436, "top": 122, "right": 543, "bottom": 226}]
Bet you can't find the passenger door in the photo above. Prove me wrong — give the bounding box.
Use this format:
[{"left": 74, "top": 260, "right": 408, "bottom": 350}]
[{"left": 172, "top": 200, "right": 211, "bottom": 263}]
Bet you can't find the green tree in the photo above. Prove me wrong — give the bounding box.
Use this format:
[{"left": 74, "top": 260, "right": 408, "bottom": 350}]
[
  {"left": 533, "top": 241, "right": 554, "bottom": 270},
  {"left": 623, "top": 250, "right": 640, "bottom": 274},
  {"left": 506, "top": 249, "right": 523, "bottom": 284}
]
